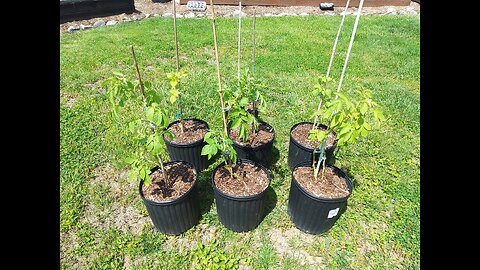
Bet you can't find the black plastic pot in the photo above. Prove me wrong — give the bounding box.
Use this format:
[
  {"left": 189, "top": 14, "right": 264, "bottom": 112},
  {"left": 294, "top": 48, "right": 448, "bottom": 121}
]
[
  {"left": 228, "top": 121, "right": 275, "bottom": 168},
  {"left": 139, "top": 161, "right": 200, "bottom": 235},
  {"left": 212, "top": 159, "right": 271, "bottom": 232},
  {"left": 287, "top": 162, "right": 353, "bottom": 234},
  {"left": 163, "top": 118, "right": 211, "bottom": 172},
  {"left": 287, "top": 122, "right": 337, "bottom": 169}
]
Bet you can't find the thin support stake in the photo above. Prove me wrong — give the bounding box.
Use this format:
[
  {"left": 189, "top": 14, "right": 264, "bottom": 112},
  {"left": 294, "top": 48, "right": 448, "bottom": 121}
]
[
  {"left": 130, "top": 45, "right": 146, "bottom": 101},
  {"left": 326, "top": 0, "right": 351, "bottom": 78},
  {"left": 336, "top": 0, "right": 365, "bottom": 96},
  {"left": 251, "top": 8, "right": 256, "bottom": 77},
  {"left": 312, "top": 0, "right": 351, "bottom": 128},
  {"left": 173, "top": 0, "right": 180, "bottom": 72},
  {"left": 237, "top": 1, "right": 242, "bottom": 83},
  {"left": 209, "top": 0, "right": 229, "bottom": 137}
]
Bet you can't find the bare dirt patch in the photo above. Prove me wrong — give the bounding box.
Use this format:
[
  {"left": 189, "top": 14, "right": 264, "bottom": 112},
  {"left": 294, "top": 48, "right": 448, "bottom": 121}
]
[{"left": 269, "top": 227, "right": 323, "bottom": 267}]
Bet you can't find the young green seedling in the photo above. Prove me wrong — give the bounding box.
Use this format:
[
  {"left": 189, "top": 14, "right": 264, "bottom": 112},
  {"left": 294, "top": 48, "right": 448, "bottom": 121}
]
[
  {"left": 101, "top": 47, "right": 174, "bottom": 187},
  {"left": 225, "top": 69, "right": 266, "bottom": 142},
  {"left": 309, "top": 77, "right": 385, "bottom": 180},
  {"left": 166, "top": 70, "right": 187, "bottom": 132}
]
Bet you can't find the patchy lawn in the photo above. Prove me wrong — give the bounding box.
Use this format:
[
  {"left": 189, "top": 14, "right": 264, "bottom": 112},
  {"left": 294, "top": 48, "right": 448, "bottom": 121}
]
[{"left": 60, "top": 14, "right": 419, "bottom": 269}]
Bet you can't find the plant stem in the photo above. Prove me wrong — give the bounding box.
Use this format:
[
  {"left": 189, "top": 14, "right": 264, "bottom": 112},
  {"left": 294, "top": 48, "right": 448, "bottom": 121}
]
[
  {"left": 130, "top": 46, "right": 146, "bottom": 101},
  {"left": 209, "top": 0, "right": 229, "bottom": 138},
  {"left": 157, "top": 154, "right": 169, "bottom": 187}
]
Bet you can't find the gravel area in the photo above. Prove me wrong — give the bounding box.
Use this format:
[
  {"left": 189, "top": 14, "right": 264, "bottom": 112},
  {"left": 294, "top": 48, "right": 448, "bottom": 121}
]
[{"left": 60, "top": 0, "right": 419, "bottom": 32}]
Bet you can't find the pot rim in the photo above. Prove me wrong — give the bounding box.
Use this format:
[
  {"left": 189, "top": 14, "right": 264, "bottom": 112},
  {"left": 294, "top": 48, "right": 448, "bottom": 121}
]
[
  {"left": 289, "top": 121, "right": 338, "bottom": 152},
  {"left": 291, "top": 161, "right": 353, "bottom": 202},
  {"left": 211, "top": 159, "right": 271, "bottom": 201},
  {"left": 139, "top": 160, "right": 198, "bottom": 206},
  {"left": 162, "top": 118, "right": 209, "bottom": 148}
]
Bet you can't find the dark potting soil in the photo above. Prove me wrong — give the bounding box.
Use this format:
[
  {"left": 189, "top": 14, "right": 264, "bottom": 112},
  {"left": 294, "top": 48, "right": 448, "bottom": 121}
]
[
  {"left": 165, "top": 119, "right": 208, "bottom": 144},
  {"left": 229, "top": 122, "right": 274, "bottom": 148},
  {"left": 142, "top": 162, "right": 196, "bottom": 202},
  {"left": 293, "top": 166, "right": 350, "bottom": 199},
  {"left": 291, "top": 123, "right": 336, "bottom": 149},
  {"left": 214, "top": 162, "right": 269, "bottom": 197}
]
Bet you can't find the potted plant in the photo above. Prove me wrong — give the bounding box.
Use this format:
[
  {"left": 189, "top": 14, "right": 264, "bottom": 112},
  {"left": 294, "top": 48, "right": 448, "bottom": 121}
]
[
  {"left": 101, "top": 48, "right": 200, "bottom": 235},
  {"left": 161, "top": 5, "right": 211, "bottom": 172},
  {"left": 287, "top": 79, "right": 385, "bottom": 234},
  {"left": 225, "top": 70, "right": 275, "bottom": 167},
  {"left": 201, "top": 2, "right": 271, "bottom": 232},
  {"left": 287, "top": 75, "right": 338, "bottom": 169}
]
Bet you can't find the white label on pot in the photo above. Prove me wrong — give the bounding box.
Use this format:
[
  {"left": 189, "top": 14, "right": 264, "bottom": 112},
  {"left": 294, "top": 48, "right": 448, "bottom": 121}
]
[{"left": 328, "top": 208, "right": 340, "bottom": 218}]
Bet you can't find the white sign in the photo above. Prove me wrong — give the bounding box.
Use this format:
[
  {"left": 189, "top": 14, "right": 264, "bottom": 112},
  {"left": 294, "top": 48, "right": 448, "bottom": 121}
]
[{"left": 328, "top": 208, "right": 340, "bottom": 218}]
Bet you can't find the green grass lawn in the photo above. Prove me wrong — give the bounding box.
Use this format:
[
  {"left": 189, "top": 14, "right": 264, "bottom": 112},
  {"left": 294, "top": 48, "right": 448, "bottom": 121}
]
[{"left": 60, "top": 14, "right": 419, "bottom": 269}]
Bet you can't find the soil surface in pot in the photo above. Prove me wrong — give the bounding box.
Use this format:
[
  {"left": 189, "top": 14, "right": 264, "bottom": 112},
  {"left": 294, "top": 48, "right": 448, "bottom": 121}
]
[
  {"left": 291, "top": 123, "right": 336, "bottom": 149},
  {"left": 293, "top": 166, "right": 350, "bottom": 199},
  {"left": 229, "top": 122, "right": 274, "bottom": 148},
  {"left": 165, "top": 119, "right": 208, "bottom": 144},
  {"left": 214, "top": 163, "right": 269, "bottom": 197},
  {"left": 142, "top": 162, "right": 196, "bottom": 202}
]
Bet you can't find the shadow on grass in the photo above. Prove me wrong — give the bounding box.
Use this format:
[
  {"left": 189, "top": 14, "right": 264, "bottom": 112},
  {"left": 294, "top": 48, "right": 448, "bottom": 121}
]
[
  {"left": 197, "top": 169, "right": 215, "bottom": 217},
  {"left": 262, "top": 185, "right": 278, "bottom": 221}
]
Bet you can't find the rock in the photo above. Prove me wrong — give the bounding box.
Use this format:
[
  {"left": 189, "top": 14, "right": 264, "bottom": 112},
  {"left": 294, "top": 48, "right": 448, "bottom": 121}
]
[
  {"left": 185, "top": 12, "right": 195, "bottom": 18},
  {"left": 197, "top": 13, "right": 205, "bottom": 17},
  {"left": 80, "top": 24, "right": 92, "bottom": 30},
  {"left": 153, "top": 13, "right": 159, "bottom": 17},
  {"left": 93, "top": 20, "right": 106, "bottom": 28},
  {"left": 340, "top": 11, "right": 350, "bottom": 16},
  {"left": 232, "top": 10, "right": 246, "bottom": 18},
  {"left": 299, "top": 12, "right": 309, "bottom": 16},
  {"left": 145, "top": 13, "right": 151, "bottom": 18},
  {"left": 162, "top": 12, "right": 173, "bottom": 17},
  {"left": 67, "top": 25, "right": 80, "bottom": 32},
  {"left": 385, "top": 7, "right": 397, "bottom": 15},
  {"left": 176, "top": 13, "right": 184, "bottom": 18},
  {"left": 406, "top": 6, "right": 417, "bottom": 15},
  {"left": 106, "top": 20, "right": 117, "bottom": 26},
  {"left": 263, "top": 13, "right": 273, "bottom": 17},
  {"left": 132, "top": 14, "right": 145, "bottom": 21},
  {"left": 290, "top": 13, "right": 298, "bottom": 16},
  {"left": 277, "top": 12, "right": 290, "bottom": 17},
  {"left": 324, "top": 11, "right": 335, "bottom": 16}
]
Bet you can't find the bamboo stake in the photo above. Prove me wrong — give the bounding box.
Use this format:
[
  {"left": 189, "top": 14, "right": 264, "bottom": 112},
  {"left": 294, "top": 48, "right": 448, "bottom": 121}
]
[
  {"left": 130, "top": 45, "right": 146, "bottom": 101},
  {"left": 335, "top": 0, "right": 365, "bottom": 96},
  {"left": 209, "top": 0, "right": 229, "bottom": 137}
]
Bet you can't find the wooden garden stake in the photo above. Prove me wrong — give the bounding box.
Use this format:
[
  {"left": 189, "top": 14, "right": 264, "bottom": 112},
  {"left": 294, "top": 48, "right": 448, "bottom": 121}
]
[
  {"left": 209, "top": 0, "right": 229, "bottom": 137},
  {"left": 130, "top": 45, "right": 146, "bottom": 101}
]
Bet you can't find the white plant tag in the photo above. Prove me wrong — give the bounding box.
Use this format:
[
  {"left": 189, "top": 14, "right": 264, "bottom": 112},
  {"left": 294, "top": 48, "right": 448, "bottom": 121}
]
[{"left": 328, "top": 208, "right": 340, "bottom": 218}]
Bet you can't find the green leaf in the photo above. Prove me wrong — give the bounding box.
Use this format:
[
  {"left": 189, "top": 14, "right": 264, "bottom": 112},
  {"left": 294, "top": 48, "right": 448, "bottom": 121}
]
[{"left": 230, "top": 118, "right": 242, "bottom": 129}]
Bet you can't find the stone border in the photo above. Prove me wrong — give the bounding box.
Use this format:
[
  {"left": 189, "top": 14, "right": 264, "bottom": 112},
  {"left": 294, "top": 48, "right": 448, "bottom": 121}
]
[{"left": 64, "top": 2, "right": 419, "bottom": 33}]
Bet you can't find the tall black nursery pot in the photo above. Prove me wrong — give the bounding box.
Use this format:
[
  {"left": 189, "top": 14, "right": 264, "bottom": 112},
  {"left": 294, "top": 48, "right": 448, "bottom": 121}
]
[
  {"left": 228, "top": 121, "right": 275, "bottom": 168},
  {"left": 139, "top": 161, "right": 200, "bottom": 235},
  {"left": 287, "top": 162, "right": 353, "bottom": 234},
  {"left": 212, "top": 159, "right": 271, "bottom": 232},
  {"left": 287, "top": 122, "right": 337, "bottom": 169},
  {"left": 163, "top": 118, "right": 211, "bottom": 172}
]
